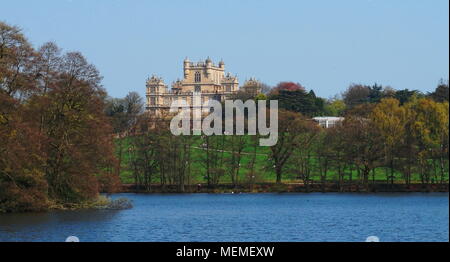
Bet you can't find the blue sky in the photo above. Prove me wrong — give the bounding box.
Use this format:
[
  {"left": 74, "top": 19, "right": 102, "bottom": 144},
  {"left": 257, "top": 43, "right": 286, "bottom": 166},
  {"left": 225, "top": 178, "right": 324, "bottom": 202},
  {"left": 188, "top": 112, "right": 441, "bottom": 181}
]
[{"left": 1, "top": 0, "right": 448, "bottom": 99}]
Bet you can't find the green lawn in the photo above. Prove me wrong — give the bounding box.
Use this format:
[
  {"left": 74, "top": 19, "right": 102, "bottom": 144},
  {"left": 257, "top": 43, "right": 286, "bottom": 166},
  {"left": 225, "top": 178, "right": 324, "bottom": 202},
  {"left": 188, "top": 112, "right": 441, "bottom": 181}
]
[{"left": 116, "top": 135, "right": 449, "bottom": 185}]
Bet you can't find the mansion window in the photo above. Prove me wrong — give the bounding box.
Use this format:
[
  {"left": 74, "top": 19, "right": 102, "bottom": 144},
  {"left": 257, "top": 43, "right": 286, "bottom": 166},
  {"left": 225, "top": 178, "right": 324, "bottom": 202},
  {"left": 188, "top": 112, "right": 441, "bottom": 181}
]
[
  {"left": 226, "top": 85, "right": 231, "bottom": 92},
  {"left": 150, "top": 97, "right": 156, "bottom": 105},
  {"left": 194, "top": 71, "right": 201, "bottom": 82},
  {"left": 150, "top": 87, "right": 156, "bottom": 93},
  {"left": 195, "top": 85, "right": 201, "bottom": 92}
]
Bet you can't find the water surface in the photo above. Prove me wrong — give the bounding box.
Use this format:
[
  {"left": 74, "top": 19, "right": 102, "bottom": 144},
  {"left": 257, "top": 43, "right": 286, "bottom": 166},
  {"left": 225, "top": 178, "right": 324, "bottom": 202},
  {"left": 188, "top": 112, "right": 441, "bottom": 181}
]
[{"left": 0, "top": 193, "right": 448, "bottom": 242}]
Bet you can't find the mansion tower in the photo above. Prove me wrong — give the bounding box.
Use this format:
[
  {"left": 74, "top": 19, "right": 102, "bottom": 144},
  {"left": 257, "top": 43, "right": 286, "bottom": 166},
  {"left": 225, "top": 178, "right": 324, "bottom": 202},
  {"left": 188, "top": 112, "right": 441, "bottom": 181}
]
[{"left": 146, "top": 58, "right": 260, "bottom": 116}]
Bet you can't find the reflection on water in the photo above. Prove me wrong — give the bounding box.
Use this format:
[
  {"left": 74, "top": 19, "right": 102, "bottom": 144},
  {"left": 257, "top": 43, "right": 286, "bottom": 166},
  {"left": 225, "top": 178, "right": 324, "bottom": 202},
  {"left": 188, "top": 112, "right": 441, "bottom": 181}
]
[
  {"left": 0, "top": 193, "right": 448, "bottom": 242},
  {"left": 0, "top": 209, "right": 120, "bottom": 241}
]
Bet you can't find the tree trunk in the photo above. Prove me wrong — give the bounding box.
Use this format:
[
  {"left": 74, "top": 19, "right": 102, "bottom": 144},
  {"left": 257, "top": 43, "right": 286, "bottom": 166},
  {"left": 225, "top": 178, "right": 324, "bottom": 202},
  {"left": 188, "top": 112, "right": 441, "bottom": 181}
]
[{"left": 276, "top": 167, "right": 282, "bottom": 184}]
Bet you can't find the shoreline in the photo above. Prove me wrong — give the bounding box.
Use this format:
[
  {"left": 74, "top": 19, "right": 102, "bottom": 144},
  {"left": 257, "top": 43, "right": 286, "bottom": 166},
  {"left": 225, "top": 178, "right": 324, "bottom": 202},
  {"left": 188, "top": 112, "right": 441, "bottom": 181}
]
[
  {"left": 2, "top": 184, "right": 447, "bottom": 213},
  {"left": 118, "top": 183, "right": 449, "bottom": 194}
]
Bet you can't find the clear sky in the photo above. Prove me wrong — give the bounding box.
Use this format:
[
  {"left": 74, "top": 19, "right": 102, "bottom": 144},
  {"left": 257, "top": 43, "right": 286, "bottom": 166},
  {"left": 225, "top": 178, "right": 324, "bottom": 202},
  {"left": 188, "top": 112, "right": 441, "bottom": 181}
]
[{"left": 1, "top": 0, "right": 448, "bottom": 99}]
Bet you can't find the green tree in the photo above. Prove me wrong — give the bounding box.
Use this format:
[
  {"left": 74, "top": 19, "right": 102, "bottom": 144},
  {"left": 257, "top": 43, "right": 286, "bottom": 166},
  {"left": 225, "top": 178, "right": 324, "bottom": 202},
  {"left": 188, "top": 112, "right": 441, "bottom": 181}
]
[
  {"left": 405, "top": 98, "right": 449, "bottom": 185},
  {"left": 394, "top": 89, "right": 423, "bottom": 105},
  {"left": 269, "top": 82, "right": 321, "bottom": 116},
  {"left": 371, "top": 98, "right": 406, "bottom": 184},
  {"left": 324, "top": 99, "right": 346, "bottom": 116},
  {"left": 429, "top": 80, "right": 449, "bottom": 102}
]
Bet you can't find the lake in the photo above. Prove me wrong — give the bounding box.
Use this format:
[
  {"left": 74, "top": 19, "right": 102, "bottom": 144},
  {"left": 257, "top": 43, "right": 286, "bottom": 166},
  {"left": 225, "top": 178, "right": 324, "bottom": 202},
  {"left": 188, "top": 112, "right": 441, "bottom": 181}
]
[{"left": 0, "top": 193, "right": 448, "bottom": 242}]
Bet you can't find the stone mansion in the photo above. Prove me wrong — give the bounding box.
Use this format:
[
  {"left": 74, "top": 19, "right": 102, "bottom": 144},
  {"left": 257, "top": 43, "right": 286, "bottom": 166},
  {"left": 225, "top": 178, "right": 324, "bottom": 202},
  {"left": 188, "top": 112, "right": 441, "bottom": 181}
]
[{"left": 146, "top": 58, "right": 261, "bottom": 116}]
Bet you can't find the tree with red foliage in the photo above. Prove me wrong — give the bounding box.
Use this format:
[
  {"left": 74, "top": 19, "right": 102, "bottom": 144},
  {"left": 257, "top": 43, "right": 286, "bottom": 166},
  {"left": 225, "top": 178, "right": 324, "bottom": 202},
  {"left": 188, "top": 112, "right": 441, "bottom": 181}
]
[
  {"left": 269, "top": 82, "right": 305, "bottom": 96},
  {"left": 268, "top": 82, "right": 324, "bottom": 116}
]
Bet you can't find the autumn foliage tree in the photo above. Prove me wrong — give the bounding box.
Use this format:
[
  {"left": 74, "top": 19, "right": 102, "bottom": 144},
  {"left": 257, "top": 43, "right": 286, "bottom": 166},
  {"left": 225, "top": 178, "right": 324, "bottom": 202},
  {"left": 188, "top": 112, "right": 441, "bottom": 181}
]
[
  {"left": 371, "top": 98, "right": 406, "bottom": 184},
  {"left": 0, "top": 94, "right": 48, "bottom": 212},
  {"left": 0, "top": 22, "right": 119, "bottom": 212},
  {"left": 404, "top": 98, "right": 449, "bottom": 185},
  {"left": 0, "top": 22, "right": 48, "bottom": 212}
]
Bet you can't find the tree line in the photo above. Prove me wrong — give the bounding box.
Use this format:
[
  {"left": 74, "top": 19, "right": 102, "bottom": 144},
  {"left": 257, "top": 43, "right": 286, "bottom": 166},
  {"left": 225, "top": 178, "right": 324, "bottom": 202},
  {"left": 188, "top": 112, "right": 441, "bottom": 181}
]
[
  {"left": 113, "top": 82, "right": 448, "bottom": 192},
  {"left": 0, "top": 22, "right": 120, "bottom": 212}
]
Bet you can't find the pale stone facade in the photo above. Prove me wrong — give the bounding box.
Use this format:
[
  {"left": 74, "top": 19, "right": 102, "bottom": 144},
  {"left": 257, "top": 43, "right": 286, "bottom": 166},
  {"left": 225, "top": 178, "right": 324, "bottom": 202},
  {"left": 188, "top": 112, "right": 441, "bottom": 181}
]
[
  {"left": 146, "top": 58, "right": 240, "bottom": 116},
  {"left": 240, "top": 77, "right": 262, "bottom": 96}
]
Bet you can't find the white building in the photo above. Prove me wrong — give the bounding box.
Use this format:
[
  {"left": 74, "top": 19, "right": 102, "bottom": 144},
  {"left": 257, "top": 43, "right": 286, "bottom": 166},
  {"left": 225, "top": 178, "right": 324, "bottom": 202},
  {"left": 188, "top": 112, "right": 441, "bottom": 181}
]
[{"left": 312, "top": 117, "right": 344, "bottom": 128}]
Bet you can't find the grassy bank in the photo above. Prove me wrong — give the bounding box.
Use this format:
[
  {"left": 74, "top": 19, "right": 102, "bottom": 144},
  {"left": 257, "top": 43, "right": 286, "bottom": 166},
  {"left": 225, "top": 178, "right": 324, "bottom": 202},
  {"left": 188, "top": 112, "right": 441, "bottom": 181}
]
[
  {"left": 120, "top": 182, "right": 449, "bottom": 193},
  {"left": 116, "top": 136, "right": 449, "bottom": 185}
]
